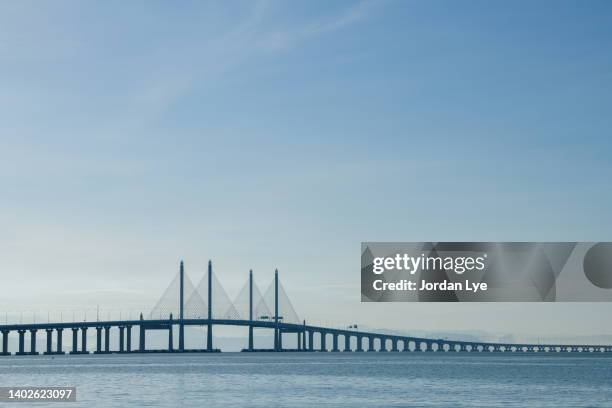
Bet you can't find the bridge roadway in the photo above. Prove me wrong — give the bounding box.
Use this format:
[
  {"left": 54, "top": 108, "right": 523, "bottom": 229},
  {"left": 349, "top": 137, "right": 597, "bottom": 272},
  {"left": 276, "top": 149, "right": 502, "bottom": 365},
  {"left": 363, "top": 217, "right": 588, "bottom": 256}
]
[{"left": 1, "top": 318, "right": 611, "bottom": 356}]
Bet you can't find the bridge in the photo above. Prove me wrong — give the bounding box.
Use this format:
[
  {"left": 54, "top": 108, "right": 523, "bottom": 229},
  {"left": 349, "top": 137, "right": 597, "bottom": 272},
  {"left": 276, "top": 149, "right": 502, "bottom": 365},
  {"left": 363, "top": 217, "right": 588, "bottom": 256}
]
[{"left": 1, "top": 261, "right": 611, "bottom": 356}]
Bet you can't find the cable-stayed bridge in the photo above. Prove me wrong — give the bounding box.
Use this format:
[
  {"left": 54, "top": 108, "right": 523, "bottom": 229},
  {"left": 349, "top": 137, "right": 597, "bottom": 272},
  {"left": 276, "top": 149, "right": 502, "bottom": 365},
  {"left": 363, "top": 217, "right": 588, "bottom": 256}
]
[{"left": 1, "top": 261, "right": 612, "bottom": 356}]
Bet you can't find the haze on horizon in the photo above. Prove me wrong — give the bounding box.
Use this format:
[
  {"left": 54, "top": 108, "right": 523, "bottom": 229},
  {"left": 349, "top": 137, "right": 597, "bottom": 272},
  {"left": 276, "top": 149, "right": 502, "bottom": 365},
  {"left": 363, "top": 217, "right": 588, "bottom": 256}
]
[{"left": 1, "top": 0, "right": 612, "bottom": 343}]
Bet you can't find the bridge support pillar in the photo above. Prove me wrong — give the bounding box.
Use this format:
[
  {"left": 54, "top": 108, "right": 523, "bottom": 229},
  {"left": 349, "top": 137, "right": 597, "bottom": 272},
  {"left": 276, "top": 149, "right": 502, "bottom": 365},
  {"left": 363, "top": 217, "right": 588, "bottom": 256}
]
[
  {"left": 308, "top": 331, "right": 314, "bottom": 351},
  {"left": 70, "top": 327, "right": 79, "bottom": 354},
  {"left": 30, "top": 329, "right": 38, "bottom": 355},
  {"left": 297, "top": 331, "right": 302, "bottom": 351},
  {"left": 17, "top": 330, "right": 26, "bottom": 355},
  {"left": 126, "top": 326, "right": 131, "bottom": 352},
  {"left": 45, "top": 329, "right": 53, "bottom": 355},
  {"left": 248, "top": 326, "right": 254, "bottom": 351},
  {"left": 356, "top": 336, "right": 363, "bottom": 352},
  {"left": 320, "top": 332, "right": 326, "bottom": 352},
  {"left": 207, "top": 324, "right": 213, "bottom": 352},
  {"left": 119, "top": 326, "right": 125, "bottom": 353},
  {"left": 95, "top": 327, "right": 102, "bottom": 353},
  {"left": 104, "top": 327, "right": 110, "bottom": 352},
  {"left": 403, "top": 339, "right": 410, "bottom": 351},
  {"left": 139, "top": 325, "right": 145, "bottom": 352},
  {"left": 344, "top": 335, "right": 351, "bottom": 352},
  {"left": 380, "top": 338, "right": 388, "bottom": 352},
  {"left": 167, "top": 325, "right": 172, "bottom": 352},
  {"left": 178, "top": 322, "right": 184, "bottom": 352},
  {"left": 81, "top": 327, "right": 87, "bottom": 353},
  {"left": 57, "top": 329, "right": 63, "bottom": 354},
  {"left": 425, "top": 342, "right": 432, "bottom": 352},
  {"left": 1, "top": 330, "right": 9, "bottom": 356},
  {"left": 273, "top": 328, "right": 279, "bottom": 352},
  {"left": 368, "top": 337, "right": 375, "bottom": 352},
  {"left": 278, "top": 330, "right": 283, "bottom": 351},
  {"left": 71, "top": 328, "right": 78, "bottom": 354},
  {"left": 119, "top": 327, "right": 125, "bottom": 352},
  {"left": 391, "top": 339, "right": 398, "bottom": 352},
  {"left": 332, "top": 334, "right": 339, "bottom": 352}
]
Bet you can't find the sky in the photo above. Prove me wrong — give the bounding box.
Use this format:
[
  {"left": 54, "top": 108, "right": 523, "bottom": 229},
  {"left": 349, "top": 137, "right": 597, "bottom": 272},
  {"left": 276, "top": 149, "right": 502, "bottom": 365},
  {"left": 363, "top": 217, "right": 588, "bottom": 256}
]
[{"left": 1, "top": 0, "right": 612, "bottom": 342}]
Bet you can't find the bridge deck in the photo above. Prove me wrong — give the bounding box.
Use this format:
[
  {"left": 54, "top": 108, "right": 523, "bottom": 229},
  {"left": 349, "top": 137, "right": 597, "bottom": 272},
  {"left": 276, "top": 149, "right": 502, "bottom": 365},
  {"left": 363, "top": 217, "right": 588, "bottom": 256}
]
[{"left": 1, "top": 318, "right": 610, "bottom": 354}]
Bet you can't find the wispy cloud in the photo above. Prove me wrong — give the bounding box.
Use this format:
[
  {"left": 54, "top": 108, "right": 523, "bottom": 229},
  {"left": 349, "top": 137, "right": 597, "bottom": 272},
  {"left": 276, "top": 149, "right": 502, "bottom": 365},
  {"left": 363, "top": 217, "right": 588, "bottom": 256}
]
[
  {"left": 1, "top": 0, "right": 380, "bottom": 143},
  {"left": 115, "top": 0, "right": 381, "bottom": 132},
  {"left": 256, "top": 0, "right": 378, "bottom": 52},
  {"left": 303, "top": 0, "right": 377, "bottom": 36}
]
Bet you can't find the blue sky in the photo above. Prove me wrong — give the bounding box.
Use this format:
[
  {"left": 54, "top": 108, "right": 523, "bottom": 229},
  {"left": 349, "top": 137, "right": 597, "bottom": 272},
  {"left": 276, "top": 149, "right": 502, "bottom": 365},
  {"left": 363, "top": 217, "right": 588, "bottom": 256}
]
[{"left": 1, "top": 0, "right": 612, "bottom": 340}]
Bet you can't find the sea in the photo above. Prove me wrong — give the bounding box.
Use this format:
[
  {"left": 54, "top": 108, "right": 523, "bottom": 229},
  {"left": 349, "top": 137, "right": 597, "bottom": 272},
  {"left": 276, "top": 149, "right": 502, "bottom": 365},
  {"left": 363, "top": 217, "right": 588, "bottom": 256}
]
[{"left": 0, "top": 352, "right": 611, "bottom": 407}]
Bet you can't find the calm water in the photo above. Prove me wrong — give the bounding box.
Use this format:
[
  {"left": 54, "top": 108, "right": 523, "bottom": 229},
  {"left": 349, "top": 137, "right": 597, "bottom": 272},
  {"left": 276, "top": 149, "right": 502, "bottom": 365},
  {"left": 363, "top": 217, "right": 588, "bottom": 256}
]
[{"left": 1, "top": 352, "right": 611, "bottom": 407}]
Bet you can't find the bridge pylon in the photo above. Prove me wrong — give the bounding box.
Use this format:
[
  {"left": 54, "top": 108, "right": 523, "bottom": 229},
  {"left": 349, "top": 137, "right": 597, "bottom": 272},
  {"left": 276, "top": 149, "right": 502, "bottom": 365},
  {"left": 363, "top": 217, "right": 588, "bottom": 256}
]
[
  {"left": 248, "top": 269, "right": 253, "bottom": 351},
  {"left": 274, "top": 269, "right": 279, "bottom": 351},
  {"left": 178, "top": 260, "right": 184, "bottom": 352},
  {"left": 206, "top": 260, "right": 213, "bottom": 351}
]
